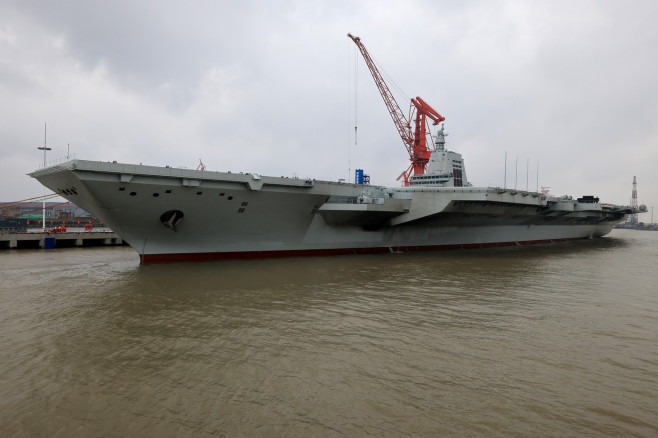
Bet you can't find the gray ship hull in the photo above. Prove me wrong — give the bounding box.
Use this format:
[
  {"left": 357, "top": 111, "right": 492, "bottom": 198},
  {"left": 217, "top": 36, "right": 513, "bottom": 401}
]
[{"left": 30, "top": 160, "right": 631, "bottom": 263}]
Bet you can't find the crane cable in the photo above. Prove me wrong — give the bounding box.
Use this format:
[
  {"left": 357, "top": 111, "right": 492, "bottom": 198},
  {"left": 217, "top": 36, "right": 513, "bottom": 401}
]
[
  {"left": 4, "top": 192, "right": 60, "bottom": 204},
  {"left": 3, "top": 200, "right": 75, "bottom": 219},
  {"left": 1, "top": 193, "right": 71, "bottom": 219},
  {"left": 354, "top": 46, "right": 358, "bottom": 147}
]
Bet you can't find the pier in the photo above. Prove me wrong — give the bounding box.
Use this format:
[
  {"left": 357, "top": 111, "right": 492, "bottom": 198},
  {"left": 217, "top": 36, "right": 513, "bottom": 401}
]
[{"left": 0, "top": 230, "right": 124, "bottom": 250}]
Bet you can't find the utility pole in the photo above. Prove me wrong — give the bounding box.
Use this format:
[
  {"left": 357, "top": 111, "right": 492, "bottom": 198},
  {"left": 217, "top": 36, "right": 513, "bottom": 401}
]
[{"left": 37, "top": 123, "right": 51, "bottom": 231}]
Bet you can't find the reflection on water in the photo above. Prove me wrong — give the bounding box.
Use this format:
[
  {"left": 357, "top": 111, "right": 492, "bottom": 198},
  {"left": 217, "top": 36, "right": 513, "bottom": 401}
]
[{"left": 1, "top": 230, "right": 657, "bottom": 437}]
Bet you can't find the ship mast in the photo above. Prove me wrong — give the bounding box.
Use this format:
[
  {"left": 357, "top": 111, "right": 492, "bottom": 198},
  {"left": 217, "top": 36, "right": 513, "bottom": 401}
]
[{"left": 347, "top": 33, "right": 445, "bottom": 186}]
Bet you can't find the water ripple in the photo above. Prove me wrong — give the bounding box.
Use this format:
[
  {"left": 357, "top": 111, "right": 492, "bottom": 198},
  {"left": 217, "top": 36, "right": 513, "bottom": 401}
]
[{"left": 1, "top": 231, "right": 657, "bottom": 437}]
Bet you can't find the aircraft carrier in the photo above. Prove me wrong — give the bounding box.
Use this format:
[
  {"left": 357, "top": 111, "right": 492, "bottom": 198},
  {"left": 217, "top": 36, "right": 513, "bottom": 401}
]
[
  {"left": 28, "top": 34, "right": 637, "bottom": 262},
  {"left": 29, "top": 126, "right": 634, "bottom": 263}
]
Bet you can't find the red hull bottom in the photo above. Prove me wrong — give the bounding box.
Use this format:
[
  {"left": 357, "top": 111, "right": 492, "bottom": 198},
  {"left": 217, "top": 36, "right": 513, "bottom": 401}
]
[{"left": 139, "top": 236, "right": 589, "bottom": 264}]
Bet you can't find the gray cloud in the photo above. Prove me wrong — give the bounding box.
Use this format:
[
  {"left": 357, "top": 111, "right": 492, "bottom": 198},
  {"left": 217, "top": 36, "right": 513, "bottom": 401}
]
[{"left": 1, "top": 0, "right": 657, "bottom": 211}]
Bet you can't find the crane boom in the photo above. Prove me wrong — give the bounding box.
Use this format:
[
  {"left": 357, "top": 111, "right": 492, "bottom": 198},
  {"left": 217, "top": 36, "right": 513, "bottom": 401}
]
[
  {"left": 347, "top": 33, "right": 414, "bottom": 154},
  {"left": 348, "top": 33, "right": 445, "bottom": 186}
]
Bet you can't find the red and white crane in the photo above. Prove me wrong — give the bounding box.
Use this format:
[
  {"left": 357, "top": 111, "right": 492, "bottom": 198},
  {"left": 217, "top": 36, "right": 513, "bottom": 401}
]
[{"left": 348, "top": 33, "right": 445, "bottom": 186}]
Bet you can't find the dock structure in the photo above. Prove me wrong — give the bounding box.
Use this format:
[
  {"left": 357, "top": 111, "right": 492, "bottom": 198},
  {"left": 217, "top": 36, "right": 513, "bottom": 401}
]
[{"left": 0, "top": 230, "right": 124, "bottom": 250}]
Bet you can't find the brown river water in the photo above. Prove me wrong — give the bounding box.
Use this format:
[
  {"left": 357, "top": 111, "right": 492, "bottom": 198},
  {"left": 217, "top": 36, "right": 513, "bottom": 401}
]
[{"left": 1, "top": 229, "right": 657, "bottom": 437}]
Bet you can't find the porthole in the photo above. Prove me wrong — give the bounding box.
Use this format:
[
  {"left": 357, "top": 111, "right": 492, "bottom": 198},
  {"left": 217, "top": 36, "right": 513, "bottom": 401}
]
[
  {"left": 227, "top": 196, "right": 233, "bottom": 200},
  {"left": 153, "top": 193, "right": 160, "bottom": 197}
]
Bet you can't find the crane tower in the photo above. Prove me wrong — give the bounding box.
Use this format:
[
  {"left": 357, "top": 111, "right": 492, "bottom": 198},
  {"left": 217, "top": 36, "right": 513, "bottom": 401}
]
[{"left": 348, "top": 33, "right": 445, "bottom": 186}]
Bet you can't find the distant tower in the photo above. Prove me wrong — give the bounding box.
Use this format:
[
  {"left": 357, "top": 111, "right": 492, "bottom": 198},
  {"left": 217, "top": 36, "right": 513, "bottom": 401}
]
[{"left": 629, "top": 176, "right": 639, "bottom": 227}]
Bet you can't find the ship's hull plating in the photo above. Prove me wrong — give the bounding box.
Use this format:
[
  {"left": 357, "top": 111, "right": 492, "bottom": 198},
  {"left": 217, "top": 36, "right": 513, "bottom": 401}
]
[{"left": 30, "top": 160, "right": 630, "bottom": 263}]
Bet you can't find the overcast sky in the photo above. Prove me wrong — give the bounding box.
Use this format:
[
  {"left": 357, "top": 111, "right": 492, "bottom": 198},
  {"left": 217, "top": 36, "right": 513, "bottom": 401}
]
[{"left": 1, "top": 0, "right": 657, "bottom": 212}]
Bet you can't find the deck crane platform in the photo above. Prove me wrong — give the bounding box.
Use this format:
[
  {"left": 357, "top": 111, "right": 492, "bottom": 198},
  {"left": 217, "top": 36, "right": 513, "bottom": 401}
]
[{"left": 348, "top": 33, "right": 445, "bottom": 186}]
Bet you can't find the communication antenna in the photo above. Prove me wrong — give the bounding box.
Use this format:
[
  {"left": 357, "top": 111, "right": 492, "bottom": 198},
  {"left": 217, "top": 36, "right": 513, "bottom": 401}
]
[
  {"left": 503, "top": 151, "right": 507, "bottom": 189},
  {"left": 526, "top": 158, "right": 529, "bottom": 191},
  {"left": 536, "top": 161, "right": 539, "bottom": 193}
]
